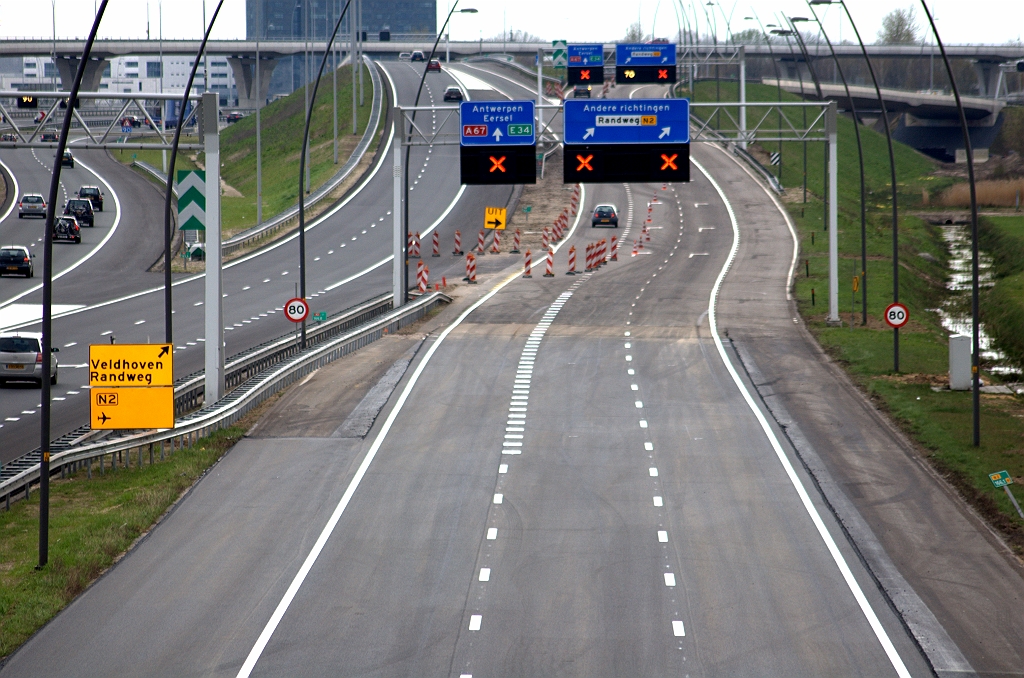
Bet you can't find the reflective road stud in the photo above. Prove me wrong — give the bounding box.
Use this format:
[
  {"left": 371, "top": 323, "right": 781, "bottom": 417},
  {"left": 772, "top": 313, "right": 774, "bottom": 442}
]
[
  {"left": 523, "top": 249, "right": 532, "bottom": 278},
  {"left": 453, "top": 229, "right": 463, "bottom": 255}
]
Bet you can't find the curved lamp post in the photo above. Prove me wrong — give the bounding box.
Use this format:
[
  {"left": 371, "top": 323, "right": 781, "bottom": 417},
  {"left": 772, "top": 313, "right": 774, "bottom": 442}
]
[
  {"left": 811, "top": 0, "right": 901, "bottom": 371},
  {"left": 38, "top": 0, "right": 110, "bottom": 569},
  {"left": 162, "top": 0, "right": 226, "bottom": 345},
  {"left": 297, "top": 0, "right": 355, "bottom": 349},
  {"left": 770, "top": 25, "right": 808, "bottom": 202},
  {"left": 806, "top": 2, "right": 869, "bottom": 325},
  {"left": 919, "top": 0, "right": 980, "bottom": 445},
  {"left": 745, "top": 13, "right": 784, "bottom": 181}
]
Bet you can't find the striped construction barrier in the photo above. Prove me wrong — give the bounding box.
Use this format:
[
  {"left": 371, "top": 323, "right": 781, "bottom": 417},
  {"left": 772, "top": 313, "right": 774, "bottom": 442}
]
[
  {"left": 411, "top": 232, "right": 421, "bottom": 258},
  {"left": 491, "top": 229, "right": 501, "bottom": 254},
  {"left": 511, "top": 228, "right": 521, "bottom": 253},
  {"left": 585, "top": 243, "right": 594, "bottom": 272},
  {"left": 465, "top": 253, "right": 477, "bottom": 283},
  {"left": 611, "top": 235, "right": 618, "bottom": 261},
  {"left": 523, "top": 249, "right": 532, "bottom": 278},
  {"left": 432, "top": 231, "right": 440, "bottom": 257},
  {"left": 453, "top": 229, "right": 463, "bottom": 255},
  {"left": 477, "top": 229, "right": 486, "bottom": 254},
  {"left": 632, "top": 239, "right": 639, "bottom": 257},
  {"left": 567, "top": 245, "right": 576, "bottom": 275},
  {"left": 543, "top": 247, "right": 554, "bottom": 277},
  {"left": 542, "top": 228, "right": 549, "bottom": 251},
  {"left": 416, "top": 260, "right": 428, "bottom": 293}
]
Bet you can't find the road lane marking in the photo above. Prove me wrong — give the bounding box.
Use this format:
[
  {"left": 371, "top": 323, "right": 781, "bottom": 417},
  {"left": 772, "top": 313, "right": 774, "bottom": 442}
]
[
  {"left": 658, "top": 530, "right": 668, "bottom": 543},
  {"left": 639, "top": 419, "right": 647, "bottom": 427},
  {"left": 468, "top": 615, "right": 482, "bottom": 631},
  {"left": 486, "top": 528, "right": 497, "bottom": 540},
  {"left": 672, "top": 620, "right": 685, "bottom": 637},
  {"left": 649, "top": 467, "right": 658, "bottom": 477},
  {"left": 664, "top": 573, "right": 676, "bottom": 586},
  {"left": 653, "top": 496, "right": 663, "bottom": 507},
  {"left": 479, "top": 568, "right": 491, "bottom": 582},
  {"left": 493, "top": 494, "right": 503, "bottom": 504},
  {"left": 635, "top": 401, "right": 643, "bottom": 408},
  {"left": 645, "top": 442, "right": 654, "bottom": 451},
  {"left": 694, "top": 156, "right": 912, "bottom": 678},
  {"left": 498, "top": 464, "right": 508, "bottom": 473}
]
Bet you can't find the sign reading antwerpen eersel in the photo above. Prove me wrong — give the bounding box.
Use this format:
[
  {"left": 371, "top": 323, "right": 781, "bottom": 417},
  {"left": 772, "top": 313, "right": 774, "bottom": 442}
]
[
  {"left": 564, "top": 99, "right": 690, "bottom": 145},
  {"left": 460, "top": 101, "right": 535, "bottom": 146}
]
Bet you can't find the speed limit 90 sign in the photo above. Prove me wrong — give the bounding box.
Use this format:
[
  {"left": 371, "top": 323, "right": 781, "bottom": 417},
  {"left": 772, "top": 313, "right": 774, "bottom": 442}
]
[
  {"left": 884, "top": 302, "right": 909, "bottom": 329},
  {"left": 284, "top": 297, "right": 309, "bottom": 323}
]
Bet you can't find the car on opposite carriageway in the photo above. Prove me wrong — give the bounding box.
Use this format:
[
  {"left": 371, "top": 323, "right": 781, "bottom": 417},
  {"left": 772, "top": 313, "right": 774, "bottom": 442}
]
[{"left": 591, "top": 204, "right": 619, "bottom": 228}]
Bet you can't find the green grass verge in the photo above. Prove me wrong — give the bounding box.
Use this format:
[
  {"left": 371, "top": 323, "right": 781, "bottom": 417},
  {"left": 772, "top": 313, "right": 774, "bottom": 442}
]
[
  {"left": 692, "top": 81, "right": 1023, "bottom": 546},
  {"left": 0, "top": 427, "right": 246, "bottom": 658},
  {"left": 111, "top": 63, "right": 374, "bottom": 236},
  {"left": 978, "top": 215, "right": 1024, "bottom": 372}
]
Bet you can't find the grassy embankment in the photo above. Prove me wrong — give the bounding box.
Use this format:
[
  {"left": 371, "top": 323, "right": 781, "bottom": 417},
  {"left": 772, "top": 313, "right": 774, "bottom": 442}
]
[
  {"left": 687, "top": 80, "right": 1024, "bottom": 547},
  {"left": 0, "top": 426, "right": 247, "bottom": 659},
  {"left": 112, "top": 63, "right": 375, "bottom": 238}
]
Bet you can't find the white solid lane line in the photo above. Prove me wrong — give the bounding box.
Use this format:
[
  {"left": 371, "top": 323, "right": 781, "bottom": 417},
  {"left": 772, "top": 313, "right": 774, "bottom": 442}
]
[{"left": 694, "top": 156, "right": 912, "bottom": 678}]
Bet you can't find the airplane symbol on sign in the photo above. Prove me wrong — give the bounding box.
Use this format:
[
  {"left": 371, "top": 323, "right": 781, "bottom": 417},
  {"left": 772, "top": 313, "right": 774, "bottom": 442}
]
[
  {"left": 657, "top": 69, "right": 669, "bottom": 79},
  {"left": 580, "top": 69, "right": 590, "bottom": 80},
  {"left": 97, "top": 412, "right": 111, "bottom": 424},
  {"left": 576, "top": 154, "right": 594, "bottom": 171},
  {"left": 489, "top": 156, "right": 507, "bottom": 173},
  {"left": 660, "top": 153, "right": 679, "bottom": 170}
]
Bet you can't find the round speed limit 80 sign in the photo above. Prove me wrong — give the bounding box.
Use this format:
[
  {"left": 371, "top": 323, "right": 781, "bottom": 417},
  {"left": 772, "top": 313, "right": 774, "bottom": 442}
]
[
  {"left": 884, "top": 302, "right": 909, "bottom": 329},
  {"left": 284, "top": 297, "right": 309, "bottom": 323}
]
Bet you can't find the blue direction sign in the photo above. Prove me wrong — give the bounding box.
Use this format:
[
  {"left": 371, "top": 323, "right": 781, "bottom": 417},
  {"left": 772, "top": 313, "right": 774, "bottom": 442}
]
[
  {"left": 460, "top": 101, "right": 535, "bottom": 146},
  {"left": 563, "top": 99, "right": 690, "bottom": 145},
  {"left": 569, "top": 44, "right": 604, "bottom": 66},
  {"left": 616, "top": 43, "right": 676, "bottom": 66}
]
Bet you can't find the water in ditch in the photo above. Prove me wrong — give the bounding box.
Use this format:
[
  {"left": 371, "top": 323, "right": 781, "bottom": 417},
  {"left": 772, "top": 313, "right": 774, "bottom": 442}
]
[{"left": 933, "top": 223, "right": 1019, "bottom": 379}]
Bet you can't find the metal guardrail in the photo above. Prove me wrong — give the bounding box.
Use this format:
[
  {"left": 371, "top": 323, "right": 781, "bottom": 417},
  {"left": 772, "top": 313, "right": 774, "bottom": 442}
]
[{"left": 1, "top": 292, "right": 449, "bottom": 508}]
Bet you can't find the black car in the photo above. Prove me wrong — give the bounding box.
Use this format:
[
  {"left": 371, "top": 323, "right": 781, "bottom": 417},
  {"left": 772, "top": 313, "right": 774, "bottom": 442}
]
[
  {"left": 226, "top": 112, "right": 245, "bottom": 123},
  {"left": 411, "top": 50, "right": 425, "bottom": 62},
  {"left": 41, "top": 132, "right": 58, "bottom": 142},
  {"left": 442, "top": 86, "right": 463, "bottom": 102},
  {"left": 0, "top": 246, "right": 33, "bottom": 277},
  {"left": 64, "top": 198, "right": 94, "bottom": 227},
  {"left": 591, "top": 204, "right": 619, "bottom": 228},
  {"left": 0, "top": 133, "right": 16, "bottom": 142},
  {"left": 77, "top": 185, "right": 104, "bottom": 211},
  {"left": 53, "top": 216, "right": 81, "bottom": 243},
  {"left": 574, "top": 84, "right": 592, "bottom": 98},
  {"left": 61, "top": 150, "right": 74, "bottom": 168}
]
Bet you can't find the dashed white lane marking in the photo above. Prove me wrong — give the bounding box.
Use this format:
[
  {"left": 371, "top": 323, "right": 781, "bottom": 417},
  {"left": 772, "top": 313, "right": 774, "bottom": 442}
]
[
  {"left": 658, "top": 530, "right": 669, "bottom": 543},
  {"left": 664, "top": 573, "right": 676, "bottom": 587},
  {"left": 639, "top": 419, "right": 648, "bottom": 428},
  {"left": 479, "top": 568, "right": 491, "bottom": 582},
  {"left": 653, "top": 496, "right": 663, "bottom": 507},
  {"left": 486, "top": 528, "right": 497, "bottom": 540},
  {"left": 673, "top": 620, "right": 686, "bottom": 637},
  {"left": 649, "top": 467, "right": 659, "bottom": 477},
  {"left": 468, "top": 615, "right": 482, "bottom": 631},
  {"left": 493, "top": 493, "right": 503, "bottom": 504},
  {"left": 634, "top": 401, "right": 643, "bottom": 409}
]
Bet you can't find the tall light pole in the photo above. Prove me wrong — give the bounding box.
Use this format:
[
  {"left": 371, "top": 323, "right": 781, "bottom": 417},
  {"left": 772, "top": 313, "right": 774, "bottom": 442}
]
[
  {"left": 256, "top": 0, "right": 263, "bottom": 223},
  {"left": 446, "top": 7, "right": 478, "bottom": 64},
  {"left": 806, "top": 2, "right": 869, "bottom": 326},
  {"left": 919, "top": 0, "right": 981, "bottom": 445},
  {"left": 811, "top": 0, "right": 901, "bottom": 372},
  {"left": 745, "top": 13, "right": 783, "bottom": 181},
  {"left": 770, "top": 26, "right": 808, "bottom": 202}
]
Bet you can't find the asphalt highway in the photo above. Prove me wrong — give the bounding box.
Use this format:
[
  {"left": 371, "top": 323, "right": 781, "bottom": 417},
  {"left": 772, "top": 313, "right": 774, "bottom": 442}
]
[
  {"left": 0, "top": 61, "right": 524, "bottom": 464},
  {"left": 0, "top": 125, "right": 935, "bottom": 674}
]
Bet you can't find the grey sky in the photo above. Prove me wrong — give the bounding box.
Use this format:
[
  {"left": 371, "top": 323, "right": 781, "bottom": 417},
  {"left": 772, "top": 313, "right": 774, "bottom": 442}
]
[{"left": 0, "top": 1, "right": 1019, "bottom": 47}]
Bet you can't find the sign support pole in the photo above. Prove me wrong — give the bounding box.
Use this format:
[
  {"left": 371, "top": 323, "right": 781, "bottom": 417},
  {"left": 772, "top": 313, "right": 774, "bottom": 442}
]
[
  {"left": 739, "top": 46, "right": 746, "bottom": 150},
  {"left": 393, "top": 116, "right": 403, "bottom": 308},
  {"left": 826, "top": 101, "right": 841, "bottom": 326},
  {"left": 202, "top": 92, "right": 224, "bottom": 402}
]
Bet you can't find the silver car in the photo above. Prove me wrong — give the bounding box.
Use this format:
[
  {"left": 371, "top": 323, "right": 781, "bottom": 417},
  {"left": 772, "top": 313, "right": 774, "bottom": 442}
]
[
  {"left": 18, "top": 193, "right": 46, "bottom": 218},
  {"left": 0, "top": 332, "right": 58, "bottom": 386}
]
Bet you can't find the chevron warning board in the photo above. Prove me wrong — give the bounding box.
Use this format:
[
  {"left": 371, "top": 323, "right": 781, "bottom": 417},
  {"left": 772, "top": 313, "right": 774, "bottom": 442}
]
[{"left": 177, "top": 170, "right": 206, "bottom": 231}]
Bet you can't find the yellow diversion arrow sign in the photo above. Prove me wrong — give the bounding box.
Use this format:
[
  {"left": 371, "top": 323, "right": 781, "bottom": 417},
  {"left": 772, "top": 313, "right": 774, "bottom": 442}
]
[
  {"left": 484, "top": 206, "right": 506, "bottom": 230},
  {"left": 89, "top": 344, "right": 174, "bottom": 429}
]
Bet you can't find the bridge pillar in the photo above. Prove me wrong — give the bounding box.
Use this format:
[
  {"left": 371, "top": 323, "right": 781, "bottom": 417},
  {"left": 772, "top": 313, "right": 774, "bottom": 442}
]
[
  {"left": 227, "top": 56, "right": 279, "bottom": 110},
  {"left": 54, "top": 55, "right": 108, "bottom": 92},
  {"left": 973, "top": 59, "right": 1003, "bottom": 98}
]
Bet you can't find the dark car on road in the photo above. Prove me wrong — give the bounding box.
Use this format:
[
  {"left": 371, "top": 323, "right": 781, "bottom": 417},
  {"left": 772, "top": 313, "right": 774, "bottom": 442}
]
[
  {"left": 592, "top": 204, "right": 619, "bottom": 228},
  {"left": 53, "top": 216, "right": 81, "bottom": 243},
  {"left": 443, "top": 86, "right": 463, "bottom": 102},
  {"left": 1, "top": 133, "right": 16, "bottom": 142},
  {"left": 61, "top": 150, "right": 74, "bottom": 168},
  {"left": 0, "top": 246, "right": 34, "bottom": 278},
  {"left": 226, "top": 111, "right": 245, "bottom": 123},
  {"left": 426, "top": 59, "right": 442, "bottom": 73},
  {"left": 41, "top": 132, "right": 58, "bottom": 142},
  {"left": 77, "top": 185, "right": 104, "bottom": 211},
  {"left": 411, "top": 50, "right": 425, "bottom": 62},
  {"left": 64, "top": 198, "right": 94, "bottom": 227},
  {"left": 573, "top": 84, "right": 592, "bottom": 98}
]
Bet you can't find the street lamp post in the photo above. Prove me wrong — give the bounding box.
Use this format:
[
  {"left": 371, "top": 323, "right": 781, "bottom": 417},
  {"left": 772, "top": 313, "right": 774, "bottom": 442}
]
[
  {"left": 919, "top": 0, "right": 981, "bottom": 445},
  {"left": 770, "top": 26, "right": 808, "bottom": 203},
  {"left": 806, "top": 2, "right": 869, "bottom": 326},
  {"left": 446, "top": 7, "right": 479, "bottom": 64},
  {"left": 746, "top": 14, "right": 784, "bottom": 181},
  {"left": 811, "top": 0, "right": 901, "bottom": 371}
]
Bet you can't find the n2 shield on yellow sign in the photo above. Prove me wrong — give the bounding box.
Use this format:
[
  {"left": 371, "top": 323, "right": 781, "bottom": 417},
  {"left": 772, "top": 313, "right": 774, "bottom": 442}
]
[
  {"left": 91, "top": 386, "right": 175, "bottom": 429},
  {"left": 484, "top": 206, "right": 507, "bottom": 230}
]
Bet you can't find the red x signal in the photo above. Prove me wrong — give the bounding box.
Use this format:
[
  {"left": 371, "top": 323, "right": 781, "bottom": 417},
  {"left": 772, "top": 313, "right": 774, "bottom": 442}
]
[
  {"left": 489, "top": 156, "right": 507, "bottom": 173},
  {"left": 576, "top": 154, "right": 594, "bottom": 171},
  {"left": 580, "top": 69, "right": 591, "bottom": 80},
  {"left": 660, "top": 153, "right": 678, "bottom": 170},
  {"left": 657, "top": 68, "right": 669, "bottom": 80}
]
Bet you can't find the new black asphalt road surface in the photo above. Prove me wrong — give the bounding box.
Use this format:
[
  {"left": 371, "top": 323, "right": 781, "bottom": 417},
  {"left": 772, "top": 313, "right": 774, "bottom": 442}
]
[
  {"left": 1, "top": 141, "right": 935, "bottom": 676},
  {"left": 0, "top": 61, "right": 524, "bottom": 463}
]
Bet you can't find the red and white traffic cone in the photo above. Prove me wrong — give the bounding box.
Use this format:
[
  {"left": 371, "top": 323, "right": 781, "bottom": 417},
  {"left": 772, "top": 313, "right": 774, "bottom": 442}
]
[
  {"left": 432, "top": 231, "right": 440, "bottom": 257},
  {"left": 645, "top": 225, "right": 651, "bottom": 243},
  {"left": 491, "top": 229, "right": 501, "bottom": 254},
  {"left": 523, "top": 249, "right": 532, "bottom": 278},
  {"left": 610, "top": 235, "right": 618, "bottom": 261},
  {"left": 567, "top": 245, "right": 576, "bottom": 275},
  {"left": 442, "top": 276, "right": 448, "bottom": 288},
  {"left": 411, "top": 232, "right": 421, "bottom": 258},
  {"left": 543, "top": 247, "right": 554, "bottom": 277},
  {"left": 511, "top": 229, "right": 521, "bottom": 253},
  {"left": 466, "top": 254, "right": 477, "bottom": 283},
  {"left": 477, "top": 229, "right": 486, "bottom": 254},
  {"left": 638, "top": 231, "right": 645, "bottom": 250},
  {"left": 453, "top": 229, "right": 463, "bottom": 255},
  {"left": 632, "top": 240, "right": 639, "bottom": 257},
  {"left": 416, "top": 260, "right": 427, "bottom": 293},
  {"left": 662, "top": 183, "right": 667, "bottom": 191}
]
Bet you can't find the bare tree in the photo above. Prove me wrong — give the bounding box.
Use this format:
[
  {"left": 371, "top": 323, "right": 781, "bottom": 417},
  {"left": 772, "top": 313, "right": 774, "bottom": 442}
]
[
  {"left": 877, "top": 6, "right": 922, "bottom": 45},
  {"left": 484, "top": 29, "right": 543, "bottom": 43},
  {"left": 623, "top": 21, "right": 646, "bottom": 43}
]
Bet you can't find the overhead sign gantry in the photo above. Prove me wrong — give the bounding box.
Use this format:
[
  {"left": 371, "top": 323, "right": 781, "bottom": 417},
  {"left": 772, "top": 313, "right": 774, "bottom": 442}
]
[
  {"left": 616, "top": 44, "right": 677, "bottom": 84},
  {"left": 567, "top": 44, "right": 604, "bottom": 85},
  {"left": 562, "top": 99, "right": 690, "bottom": 183}
]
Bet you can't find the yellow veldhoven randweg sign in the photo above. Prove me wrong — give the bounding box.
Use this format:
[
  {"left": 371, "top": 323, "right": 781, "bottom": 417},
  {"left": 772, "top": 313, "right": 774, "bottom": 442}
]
[
  {"left": 89, "top": 344, "right": 174, "bottom": 429},
  {"left": 91, "top": 386, "right": 175, "bottom": 429},
  {"left": 484, "top": 206, "right": 506, "bottom": 230}
]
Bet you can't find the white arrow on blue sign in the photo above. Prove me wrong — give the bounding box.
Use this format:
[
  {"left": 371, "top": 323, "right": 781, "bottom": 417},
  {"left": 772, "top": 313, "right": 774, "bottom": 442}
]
[
  {"left": 564, "top": 99, "right": 690, "bottom": 145},
  {"left": 460, "top": 101, "right": 536, "bottom": 146},
  {"left": 617, "top": 43, "right": 677, "bottom": 66}
]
